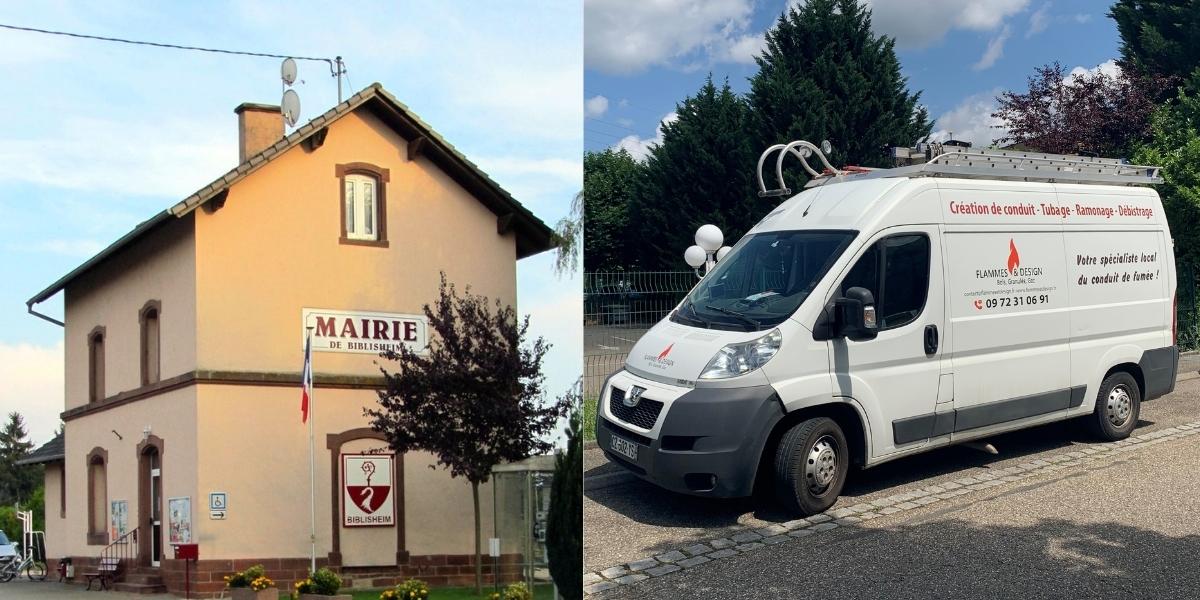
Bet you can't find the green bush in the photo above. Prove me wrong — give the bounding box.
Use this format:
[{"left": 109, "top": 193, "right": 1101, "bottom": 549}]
[
  {"left": 292, "top": 568, "right": 340, "bottom": 597},
  {"left": 381, "top": 579, "right": 429, "bottom": 600},
  {"left": 488, "top": 582, "right": 532, "bottom": 600},
  {"left": 224, "top": 564, "right": 266, "bottom": 588},
  {"left": 311, "top": 568, "right": 341, "bottom": 595}
]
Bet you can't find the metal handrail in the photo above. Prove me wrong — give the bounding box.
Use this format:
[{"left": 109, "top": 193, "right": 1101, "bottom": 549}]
[{"left": 98, "top": 527, "right": 138, "bottom": 579}]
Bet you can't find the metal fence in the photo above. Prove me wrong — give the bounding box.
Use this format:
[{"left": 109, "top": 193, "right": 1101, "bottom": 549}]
[
  {"left": 1178, "top": 264, "right": 1199, "bottom": 352},
  {"left": 583, "top": 271, "right": 696, "bottom": 397}
]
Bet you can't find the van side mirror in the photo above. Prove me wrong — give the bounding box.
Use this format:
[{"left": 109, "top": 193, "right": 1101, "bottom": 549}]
[{"left": 836, "top": 287, "right": 878, "bottom": 341}]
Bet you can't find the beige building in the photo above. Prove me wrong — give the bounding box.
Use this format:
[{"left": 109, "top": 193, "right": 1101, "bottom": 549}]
[{"left": 23, "top": 83, "right": 554, "bottom": 595}]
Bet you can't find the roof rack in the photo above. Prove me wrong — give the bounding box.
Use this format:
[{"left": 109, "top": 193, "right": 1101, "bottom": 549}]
[{"left": 756, "top": 140, "right": 1163, "bottom": 196}]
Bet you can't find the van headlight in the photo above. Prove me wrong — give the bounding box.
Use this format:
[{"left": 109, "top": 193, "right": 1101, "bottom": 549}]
[{"left": 699, "top": 329, "right": 782, "bottom": 379}]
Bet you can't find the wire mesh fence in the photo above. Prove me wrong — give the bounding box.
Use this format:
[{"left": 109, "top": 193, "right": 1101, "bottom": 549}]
[{"left": 583, "top": 271, "right": 696, "bottom": 398}]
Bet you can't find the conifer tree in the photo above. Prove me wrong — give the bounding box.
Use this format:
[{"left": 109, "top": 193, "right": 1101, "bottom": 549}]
[{"left": 749, "top": 0, "right": 930, "bottom": 185}]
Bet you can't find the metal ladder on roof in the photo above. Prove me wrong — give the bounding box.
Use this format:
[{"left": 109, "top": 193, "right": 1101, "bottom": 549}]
[{"left": 756, "top": 140, "right": 1163, "bottom": 196}]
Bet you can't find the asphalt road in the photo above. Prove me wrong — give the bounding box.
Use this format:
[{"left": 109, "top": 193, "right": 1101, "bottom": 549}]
[{"left": 586, "top": 374, "right": 1200, "bottom": 598}]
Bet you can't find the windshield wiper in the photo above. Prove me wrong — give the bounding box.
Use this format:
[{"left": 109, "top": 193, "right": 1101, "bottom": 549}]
[
  {"left": 682, "top": 301, "right": 711, "bottom": 328},
  {"left": 704, "top": 304, "right": 761, "bottom": 329}
]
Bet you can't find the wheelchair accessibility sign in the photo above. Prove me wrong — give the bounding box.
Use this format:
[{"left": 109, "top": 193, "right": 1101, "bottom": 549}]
[{"left": 209, "top": 492, "right": 227, "bottom": 519}]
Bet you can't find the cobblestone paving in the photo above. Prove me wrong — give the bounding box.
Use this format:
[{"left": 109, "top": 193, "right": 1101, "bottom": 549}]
[{"left": 583, "top": 420, "right": 1200, "bottom": 595}]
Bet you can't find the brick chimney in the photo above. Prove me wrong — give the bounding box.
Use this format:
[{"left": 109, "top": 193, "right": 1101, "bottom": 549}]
[{"left": 234, "top": 103, "right": 284, "bottom": 163}]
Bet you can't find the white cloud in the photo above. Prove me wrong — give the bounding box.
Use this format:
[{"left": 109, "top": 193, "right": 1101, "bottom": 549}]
[
  {"left": 585, "top": 0, "right": 758, "bottom": 74},
  {"left": 585, "top": 95, "right": 610, "bottom": 118},
  {"left": 1027, "top": 2, "right": 1050, "bottom": 37},
  {"left": 32, "top": 239, "right": 107, "bottom": 258},
  {"left": 613, "top": 112, "right": 678, "bottom": 161},
  {"left": 0, "top": 342, "right": 63, "bottom": 446},
  {"left": 1069, "top": 59, "right": 1121, "bottom": 80},
  {"left": 472, "top": 156, "right": 583, "bottom": 213},
  {"left": 0, "top": 116, "right": 233, "bottom": 198},
  {"left": 864, "top": 0, "right": 1029, "bottom": 48},
  {"left": 973, "top": 25, "right": 1011, "bottom": 71},
  {"left": 929, "top": 89, "right": 1008, "bottom": 148},
  {"left": 720, "top": 32, "right": 766, "bottom": 64},
  {"left": 1026, "top": 3, "right": 1094, "bottom": 38}
]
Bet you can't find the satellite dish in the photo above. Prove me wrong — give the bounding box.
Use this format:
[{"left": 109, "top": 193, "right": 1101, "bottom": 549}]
[
  {"left": 281, "top": 89, "right": 301, "bottom": 127},
  {"left": 281, "top": 58, "right": 298, "bottom": 86}
]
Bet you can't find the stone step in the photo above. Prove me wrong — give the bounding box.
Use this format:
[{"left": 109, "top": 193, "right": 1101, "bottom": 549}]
[
  {"left": 123, "top": 573, "right": 165, "bottom": 585},
  {"left": 113, "top": 582, "right": 168, "bottom": 594}
]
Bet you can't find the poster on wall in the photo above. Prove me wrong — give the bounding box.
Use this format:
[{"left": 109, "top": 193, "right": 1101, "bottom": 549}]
[
  {"left": 110, "top": 500, "right": 128, "bottom": 539},
  {"left": 342, "top": 453, "right": 396, "bottom": 527},
  {"left": 168, "top": 497, "right": 192, "bottom": 544}
]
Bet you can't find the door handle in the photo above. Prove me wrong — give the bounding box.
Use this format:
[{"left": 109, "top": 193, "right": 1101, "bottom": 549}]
[{"left": 924, "top": 324, "right": 939, "bottom": 355}]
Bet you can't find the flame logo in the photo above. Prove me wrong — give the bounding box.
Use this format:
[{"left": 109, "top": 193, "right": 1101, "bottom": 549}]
[
  {"left": 658, "top": 343, "right": 674, "bottom": 360},
  {"left": 1007, "top": 239, "right": 1020, "bottom": 273}
]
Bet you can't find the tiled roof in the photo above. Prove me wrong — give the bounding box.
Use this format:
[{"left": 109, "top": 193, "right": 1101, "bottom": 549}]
[
  {"left": 16, "top": 432, "right": 64, "bottom": 465},
  {"left": 27, "top": 83, "right": 557, "bottom": 308}
]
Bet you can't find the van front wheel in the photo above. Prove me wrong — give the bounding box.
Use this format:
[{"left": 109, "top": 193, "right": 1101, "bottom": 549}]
[
  {"left": 1088, "top": 372, "right": 1141, "bottom": 441},
  {"left": 774, "top": 417, "right": 849, "bottom": 515}
]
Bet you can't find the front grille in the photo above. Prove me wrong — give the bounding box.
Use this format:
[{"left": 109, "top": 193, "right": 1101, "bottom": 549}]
[{"left": 609, "top": 387, "right": 664, "bottom": 430}]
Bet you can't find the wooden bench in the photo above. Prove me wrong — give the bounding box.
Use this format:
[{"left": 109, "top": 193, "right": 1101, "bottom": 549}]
[{"left": 82, "top": 557, "right": 121, "bottom": 591}]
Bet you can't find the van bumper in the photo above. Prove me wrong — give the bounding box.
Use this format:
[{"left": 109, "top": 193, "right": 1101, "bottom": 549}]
[{"left": 595, "top": 375, "right": 785, "bottom": 498}]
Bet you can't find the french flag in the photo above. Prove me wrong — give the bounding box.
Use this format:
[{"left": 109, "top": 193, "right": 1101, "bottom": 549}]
[{"left": 301, "top": 330, "right": 313, "bottom": 423}]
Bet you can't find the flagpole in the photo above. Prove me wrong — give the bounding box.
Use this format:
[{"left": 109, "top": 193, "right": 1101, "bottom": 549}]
[{"left": 307, "top": 326, "right": 316, "bottom": 574}]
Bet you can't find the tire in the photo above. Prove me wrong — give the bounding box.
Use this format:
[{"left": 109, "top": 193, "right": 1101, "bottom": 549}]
[
  {"left": 0, "top": 566, "right": 15, "bottom": 583},
  {"left": 1087, "top": 371, "right": 1141, "bottom": 441},
  {"left": 26, "top": 560, "right": 47, "bottom": 581},
  {"left": 774, "top": 417, "right": 849, "bottom": 515}
]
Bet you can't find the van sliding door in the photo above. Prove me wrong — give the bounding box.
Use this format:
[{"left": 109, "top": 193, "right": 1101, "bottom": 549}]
[{"left": 943, "top": 227, "right": 1072, "bottom": 435}]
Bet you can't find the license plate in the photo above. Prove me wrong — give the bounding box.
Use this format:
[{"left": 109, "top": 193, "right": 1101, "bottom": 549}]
[{"left": 609, "top": 434, "right": 639, "bottom": 462}]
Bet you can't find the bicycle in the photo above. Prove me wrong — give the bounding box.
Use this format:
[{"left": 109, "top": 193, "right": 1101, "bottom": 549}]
[{"left": 0, "top": 511, "right": 48, "bottom": 582}]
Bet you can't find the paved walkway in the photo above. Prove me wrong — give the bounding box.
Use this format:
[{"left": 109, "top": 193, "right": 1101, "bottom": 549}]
[
  {"left": 0, "top": 580, "right": 172, "bottom": 598},
  {"left": 588, "top": 405, "right": 1200, "bottom": 598}
]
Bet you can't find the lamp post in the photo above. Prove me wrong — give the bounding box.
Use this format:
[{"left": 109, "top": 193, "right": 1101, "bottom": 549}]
[{"left": 684, "top": 224, "right": 732, "bottom": 278}]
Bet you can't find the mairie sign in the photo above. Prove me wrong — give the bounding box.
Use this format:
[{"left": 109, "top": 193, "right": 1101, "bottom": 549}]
[{"left": 303, "top": 308, "right": 428, "bottom": 355}]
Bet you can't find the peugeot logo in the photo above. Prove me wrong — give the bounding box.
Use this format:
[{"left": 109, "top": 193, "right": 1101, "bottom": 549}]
[{"left": 623, "top": 386, "right": 646, "bottom": 408}]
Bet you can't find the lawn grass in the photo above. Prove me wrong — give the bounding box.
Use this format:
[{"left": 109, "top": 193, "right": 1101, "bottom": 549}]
[
  {"left": 583, "top": 395, "right": 597, "bottom": 442},
  {"left": 340, "top": 583, "right": 555, "bottom": 600}
]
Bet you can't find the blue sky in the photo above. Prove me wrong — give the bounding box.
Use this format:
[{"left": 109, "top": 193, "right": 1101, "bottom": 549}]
[
  {"left": 585, "top": 0, "right": 1122, "bottom": 157},
  {"left": 0, "top": 0, "right": 582, "bottom": 445}
]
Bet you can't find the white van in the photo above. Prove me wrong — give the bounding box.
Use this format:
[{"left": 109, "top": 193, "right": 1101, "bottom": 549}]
[{"left": 595, "top": 142, "right": 1179, "bottom": 515}]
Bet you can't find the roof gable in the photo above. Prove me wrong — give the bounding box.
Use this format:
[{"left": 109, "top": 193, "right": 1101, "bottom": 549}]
[{"left": 28, "top": 83, "right": 556, "bottom": 309}]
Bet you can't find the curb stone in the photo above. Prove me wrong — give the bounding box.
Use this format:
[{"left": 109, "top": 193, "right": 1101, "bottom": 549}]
[{"left": 584, "top": 418, "right": 1200, "bottom": 596}]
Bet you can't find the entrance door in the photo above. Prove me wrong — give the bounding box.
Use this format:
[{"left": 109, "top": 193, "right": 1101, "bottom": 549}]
[
  {"left": 149, "top": 451, "right": 162, "bottom": 567},
  {"left": 827, "top": 226, "right": 947, "bottom": 457}
]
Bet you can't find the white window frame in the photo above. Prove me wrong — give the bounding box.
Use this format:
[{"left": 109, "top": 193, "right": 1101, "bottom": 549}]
[{"left": 344, "top": 174, "right": 379, "bottom": 241}]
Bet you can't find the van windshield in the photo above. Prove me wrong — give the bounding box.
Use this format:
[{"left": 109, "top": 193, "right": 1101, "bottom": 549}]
[{"left": 674, "top": 230, "right": 856, "bottom": 331}]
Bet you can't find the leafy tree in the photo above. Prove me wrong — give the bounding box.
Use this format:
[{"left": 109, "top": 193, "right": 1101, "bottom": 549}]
[
  {"left": 632, "top": 76, "right": 764, "bottom": 270},
  {"left": 993, "top": 62, "right": 1159, "bottom": 157},
  {"left": 552, "top": 191, "right": 584, "bottom": 276},
  {"left": 367, "top": 274, "right": 572, "bottom": 594},
  {"left": 749, "top": 0, "right": 930, "bottom": 186},
  {"left": 583, "top": 149, "right": 641, "bottom": 271},
  {"left": 0, "top": 412, "right": 38, "bottom": 506},
  {"left": 545, "top": 396, "right": 582, "bottom": 600},
  {"left": 1110, "top": 0, "right": 1200, "bottom": 88},
  {"left": 1132, "top": 76, "right": 1200, "bottom": 269}
]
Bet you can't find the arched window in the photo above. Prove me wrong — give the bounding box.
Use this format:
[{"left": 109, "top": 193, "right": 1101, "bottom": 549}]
[
  {"left": 88, "top": 326, "right": 106, "bottom": 403},
  {"left": 336, "top": 163, "right": 389, "bottom": 247},
  {"left": 140, "top": 300, "right": 162, "bottom": 386},
  {"left": 86, "top": 447, "right": 108, "bottom": 545}
]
